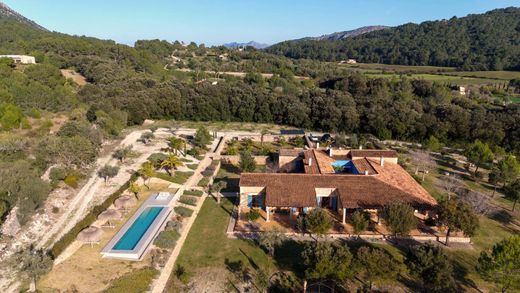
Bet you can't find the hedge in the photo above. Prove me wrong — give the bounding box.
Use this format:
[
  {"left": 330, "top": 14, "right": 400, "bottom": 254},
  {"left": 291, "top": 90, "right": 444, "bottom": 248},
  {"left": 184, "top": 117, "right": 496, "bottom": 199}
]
[
  {"left": 50, "top": 173, "right": 138, "bottom": 258},
  {"left": 154, "top": 229, "right": 180, "bottom": 249},
  {"left": 183, "top": 189, "right": 203, "bottom": 197},
  {"left": 197, "top": 177, "right": 210, "bottom": 187},
  {"left": 179, "top": 196, "right": 197, "bottom": 206},
  {"left": 174, "top": 206, "right": 193, "bottom": 217}
]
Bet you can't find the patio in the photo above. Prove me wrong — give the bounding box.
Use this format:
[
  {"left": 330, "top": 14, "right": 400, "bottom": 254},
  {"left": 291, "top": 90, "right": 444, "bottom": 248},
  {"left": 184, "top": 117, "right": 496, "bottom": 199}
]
[{"left": 235, "top": 207, "right": 461, "bottom": 239}]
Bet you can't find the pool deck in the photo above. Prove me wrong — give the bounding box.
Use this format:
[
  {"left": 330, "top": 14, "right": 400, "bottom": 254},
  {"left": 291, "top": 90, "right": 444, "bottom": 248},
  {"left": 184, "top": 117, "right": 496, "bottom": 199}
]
[{"left": 101, "top": 192, "right": 175, "bottom": 260}]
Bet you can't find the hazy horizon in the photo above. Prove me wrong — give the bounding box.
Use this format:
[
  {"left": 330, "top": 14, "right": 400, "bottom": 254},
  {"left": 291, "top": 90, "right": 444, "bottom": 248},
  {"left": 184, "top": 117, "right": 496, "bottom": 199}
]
[{"left": 3, "top": 0, "right": 520, "bottom": 46}]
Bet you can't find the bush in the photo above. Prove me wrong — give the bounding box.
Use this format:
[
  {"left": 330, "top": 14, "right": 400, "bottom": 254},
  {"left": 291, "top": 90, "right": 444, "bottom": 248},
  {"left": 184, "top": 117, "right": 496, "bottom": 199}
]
[
  {"left": 184, "top": 189, "right": 203, "bottom": 197},
  {"left": 197, "top": 177, "right": 210, "bottom": 187},
  {"left": 174, "top": 206, "right": 193, "bottom": 217},
  {"left": 187, "top": 164, "right": 198, "bottom": 170},
  {"left": 148, "top": 153, "right": 168, "bottom": 169},
  {"left": 179, "top": 196, "right": 197, "bottom": 206},
  {"left": 154, "top": 229, "right": 180, "bottom": 249},
  {"left": 187, "top": 147, "right": 200, "bottom": 157},
  {"left": 105, "top": 267, "right": 158, "bottom": 293},
  {"left": 247, "top": 209, "right": 261, "bottom": 221},
  {"left": 63, "top": 174, "right": 79, "bottom": 188},
  {"left": 165, "top": 220, "right": 182, "bottom": 231},
  {"left": 49, "top": 167, "right": 67, "bottom": 182},
  {"left": 51, "top": 206, "right": 60, "bottom": 214},
  {"left": 175, "top": 264, "right": 192, "bottom": 284}
]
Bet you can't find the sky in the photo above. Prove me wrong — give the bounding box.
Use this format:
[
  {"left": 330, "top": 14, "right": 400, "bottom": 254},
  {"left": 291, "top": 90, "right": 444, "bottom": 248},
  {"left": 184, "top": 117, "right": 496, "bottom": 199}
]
[{"left": 3, "top": 0, "right": 520, "bottom": 46}]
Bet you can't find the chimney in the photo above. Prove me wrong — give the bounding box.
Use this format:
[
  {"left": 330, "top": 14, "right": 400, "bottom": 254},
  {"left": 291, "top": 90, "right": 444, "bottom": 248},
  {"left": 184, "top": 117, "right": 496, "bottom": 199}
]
[
  {"left": 359, "top": 145, "right": 363, "bottom": 150},
  {"left": 364, "top": 170, "right": 369, "bottom": 175},
  {"left": 316, "top": 142, "right": 320, "bottom": 149},
  {"left": 329, "top": 148, "right": 333, "bottom": 157},
  {"left": 380, "top": 156, "right": 385, "bottom": 167},
  {"left": 308, "top": 158, "right": 312, "bottom": 166}
]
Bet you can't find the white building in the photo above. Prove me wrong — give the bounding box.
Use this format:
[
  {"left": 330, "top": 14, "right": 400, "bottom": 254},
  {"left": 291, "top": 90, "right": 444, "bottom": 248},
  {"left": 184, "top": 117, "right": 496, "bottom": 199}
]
[{"left": 0, "top": 55, "right": 36, "bottom": 64}]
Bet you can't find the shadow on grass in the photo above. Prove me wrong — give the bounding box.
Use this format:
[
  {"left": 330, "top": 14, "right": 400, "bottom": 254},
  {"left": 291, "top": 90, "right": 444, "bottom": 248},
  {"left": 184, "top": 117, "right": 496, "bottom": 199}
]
[
  {"left": 490, "top": 209, "right": 514, "bottom": 225},
  {"left": 273, "top": 240, "right": 305, "bottom": 279}
]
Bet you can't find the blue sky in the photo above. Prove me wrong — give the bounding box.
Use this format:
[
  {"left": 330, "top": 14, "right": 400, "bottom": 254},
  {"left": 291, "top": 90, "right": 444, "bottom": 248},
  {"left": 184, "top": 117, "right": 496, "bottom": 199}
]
[{"left": 4, "top": 0, "right": 520, "bottom": 46}]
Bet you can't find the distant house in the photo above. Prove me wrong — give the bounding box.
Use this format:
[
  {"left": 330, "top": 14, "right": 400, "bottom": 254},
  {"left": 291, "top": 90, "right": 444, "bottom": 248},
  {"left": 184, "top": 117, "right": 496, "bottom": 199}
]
[
  {"left": 0, "top": 55, "right": 36, "bottom": 64},
  {"left": 338, "top": 59, "right": 357, "bottom": 65},
  {"left": 459, "top": 86, "right": 467, "bottom": 96}
]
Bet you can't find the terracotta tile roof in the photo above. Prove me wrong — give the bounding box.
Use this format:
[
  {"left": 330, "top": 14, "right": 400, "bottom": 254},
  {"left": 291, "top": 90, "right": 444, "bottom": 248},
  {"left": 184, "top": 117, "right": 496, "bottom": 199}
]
[
  {"left": 351, "top": 158, "right": 377, "bottom": 175},
  {"left": 240, "top": 160, "right": 437, "bottom": 209},
  {"left": 350, "top": 149, "right": 398, "bottom": 159}
]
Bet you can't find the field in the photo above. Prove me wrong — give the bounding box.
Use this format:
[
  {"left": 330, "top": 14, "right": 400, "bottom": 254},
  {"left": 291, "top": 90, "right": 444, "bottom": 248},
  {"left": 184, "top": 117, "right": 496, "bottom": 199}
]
[
  {"left": 365, "top": 72, "right": 500, "bottom": 86},
  {"left": 338, "top": 63, "right": 455, "bottom": 73},
  {"left": 340, "top": 62, "right": 519, "bottom": 86}
]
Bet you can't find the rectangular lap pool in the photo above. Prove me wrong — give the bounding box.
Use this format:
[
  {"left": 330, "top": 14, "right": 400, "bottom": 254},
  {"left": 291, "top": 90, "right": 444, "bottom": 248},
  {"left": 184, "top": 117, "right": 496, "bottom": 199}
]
[
  {"left": 113, "top": 207, "right": 164, "bottom": 250},
  {"left": 101, "top": 192, "right": 174, "bottom": 260}
]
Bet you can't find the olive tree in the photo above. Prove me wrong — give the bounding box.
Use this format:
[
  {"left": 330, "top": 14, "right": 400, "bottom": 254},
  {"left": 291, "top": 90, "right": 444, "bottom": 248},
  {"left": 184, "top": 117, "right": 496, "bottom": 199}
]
[
  {"left": 437, "top": 198, "right": 479, "bottom": 245},
  {"left": 478, "top": 235, "right": 520, "bottom": 293},
  {"left": 382, "top": 202, "right": 417, "bottom": 236}
]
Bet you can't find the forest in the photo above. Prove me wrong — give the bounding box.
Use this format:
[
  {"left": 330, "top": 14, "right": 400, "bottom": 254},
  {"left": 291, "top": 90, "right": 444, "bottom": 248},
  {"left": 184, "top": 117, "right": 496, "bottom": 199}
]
[{"left": 267, "top": 7, "right": 520, "bottom": 71}]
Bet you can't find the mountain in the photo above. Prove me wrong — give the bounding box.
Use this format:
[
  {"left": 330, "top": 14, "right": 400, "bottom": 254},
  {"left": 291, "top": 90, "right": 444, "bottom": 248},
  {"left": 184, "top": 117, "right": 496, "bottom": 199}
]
[
  {"left": 266, "top": 7, "right": 520, "bottom": 71},
  {"left": 299, "top": 26, "right": 388, "bottom": 41},
  {"left": 223, "top": 41, "right": 270, "bottom": 49},
  {"left": 0, "top": 2, "right": 46, "bottom": 30}
]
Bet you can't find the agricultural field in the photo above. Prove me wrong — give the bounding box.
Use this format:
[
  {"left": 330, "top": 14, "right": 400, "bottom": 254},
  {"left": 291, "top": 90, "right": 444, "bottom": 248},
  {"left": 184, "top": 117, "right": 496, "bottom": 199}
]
[{"left": 365, "top": 72, "right": 500, "bottom": 86}]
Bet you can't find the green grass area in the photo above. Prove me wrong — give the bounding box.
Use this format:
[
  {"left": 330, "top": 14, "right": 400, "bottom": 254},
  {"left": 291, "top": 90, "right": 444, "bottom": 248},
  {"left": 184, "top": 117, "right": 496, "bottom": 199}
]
[
  {"left": 153, "top": 171, "right": 194, "bottom": 184},
  {"left": 104, "top": 267, "right": 158, "bottom": 293},
  {"left": 446, "top": 70, "right": 520, "bottom": 80},
  {"left": 365, "top": 72, "right": 498, "bottom": 85},
  {"left": 166, "top": 197, "right": 275, "bottom": 290},
  {"left": 339, "top": 62, "right": 455, "bottom": 73}
]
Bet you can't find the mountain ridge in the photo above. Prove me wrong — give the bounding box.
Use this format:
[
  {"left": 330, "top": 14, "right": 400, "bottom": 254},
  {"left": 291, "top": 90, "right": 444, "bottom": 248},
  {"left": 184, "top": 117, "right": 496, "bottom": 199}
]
[
  {"left": 298, "top": 25, "right": 389, "bottom": 41},
  {"left": 223, "top": 41, "right": 269, "bottom": 49},
  {"left": 0, "top": 2, "right": 46, "bottom": 31}
]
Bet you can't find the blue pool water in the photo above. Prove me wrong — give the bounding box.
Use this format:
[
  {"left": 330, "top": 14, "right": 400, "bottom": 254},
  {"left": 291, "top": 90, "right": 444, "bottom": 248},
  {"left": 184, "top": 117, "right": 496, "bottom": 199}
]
[
  {"left": 331, "top": 160, "right": 359, "bottom": 174},
  {"left": 113, "top": 207, "right": 163, "bottom": 250}
]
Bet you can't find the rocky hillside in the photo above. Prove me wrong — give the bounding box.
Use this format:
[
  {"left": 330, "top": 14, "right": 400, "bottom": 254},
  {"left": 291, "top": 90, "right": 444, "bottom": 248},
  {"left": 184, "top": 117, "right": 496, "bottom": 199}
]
[
  {"left": 0, "top": 2, "right": 46, "bottom": 30},
  {"left": 300, "top": 25, "right": 388, "bottom": 41}
]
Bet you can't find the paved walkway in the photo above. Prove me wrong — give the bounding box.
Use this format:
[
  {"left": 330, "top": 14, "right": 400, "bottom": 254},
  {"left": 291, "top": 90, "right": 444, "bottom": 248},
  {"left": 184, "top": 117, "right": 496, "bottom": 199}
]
[{"left": 150, "top": 136, "right": 226, "bottom": 293}]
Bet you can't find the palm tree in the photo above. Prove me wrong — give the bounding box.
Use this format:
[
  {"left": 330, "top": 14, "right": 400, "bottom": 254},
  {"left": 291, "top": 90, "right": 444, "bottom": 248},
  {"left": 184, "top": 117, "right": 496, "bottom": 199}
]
[
  {"left": 139, "top": 162, "right": 155, "bottom": 189},
  {"left": 160, "top": 154, "right": 184, "bottom": 176},
  {"left": 169, "top": 137, "right": 184, "bottom": 156},
  {"left": 129, "top": 181, "right": 142, "bottom": 200}
]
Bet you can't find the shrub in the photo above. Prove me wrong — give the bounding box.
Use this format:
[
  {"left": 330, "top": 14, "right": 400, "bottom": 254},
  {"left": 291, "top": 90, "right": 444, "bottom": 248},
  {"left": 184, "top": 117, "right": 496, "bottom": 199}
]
[
  {"left": 187, "top": 164, "right": 198, "bottom": 170},
  {"left": 179, "top": 196, "right": 197, "bottom": 206},
  {"left": 187, "top": 147, "right": 200, "bottom": 157},
  {"left": 247, "top": 209, "right": 261, "bottom": 221},
  {"left": 63, "top": 174, "right": 79, "bottom": 188},
  {"left": 154, "top": 229, "right": 180, "bottom": 249},
  {"left": 51, "top": 206, "right": 60, "bottom": 214},
  {"left": 165, "top": 220, "right": 182, "bottom": 231},
  {"left": 175, "top": 264, "right": 192, "bottom": 284},
  {"left": 174, "top": 206, "right": 193, "bottom": 217},
  {"left": 49, "top": 167, "right": 67, "bottom": 182},
  {"left": 184, "top": 189, "right": 203, "bottom": 197},
  {"left": 148, "top": 153, "right": 168, "bottom": 169},
  {"left": 197, "top": 177, "right": 210, "bottom": 187},
  {"left": 105, "top": 267, "right": 158, "bottom": 293}
]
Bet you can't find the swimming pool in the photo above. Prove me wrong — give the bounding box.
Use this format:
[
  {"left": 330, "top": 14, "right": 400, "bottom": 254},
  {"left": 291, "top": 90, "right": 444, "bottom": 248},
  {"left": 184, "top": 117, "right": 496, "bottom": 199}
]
[{"left": 113, "top": 206, "right": 164, "bottom": 250}]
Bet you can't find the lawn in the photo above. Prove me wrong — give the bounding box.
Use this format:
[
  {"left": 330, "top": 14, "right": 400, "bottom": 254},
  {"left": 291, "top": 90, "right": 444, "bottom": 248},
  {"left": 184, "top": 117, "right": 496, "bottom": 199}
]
[
  {"left": 164, "top": 197, "right": 276, "bottom": 292},
  {"left": 339, "top": 62, "right": 455, "bottom": 73}
]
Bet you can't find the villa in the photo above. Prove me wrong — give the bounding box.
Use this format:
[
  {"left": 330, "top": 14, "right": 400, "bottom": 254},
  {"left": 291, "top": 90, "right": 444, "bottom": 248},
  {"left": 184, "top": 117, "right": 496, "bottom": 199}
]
[{"left": 238, "top": 148, "right": 437, "bottom": 226}]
